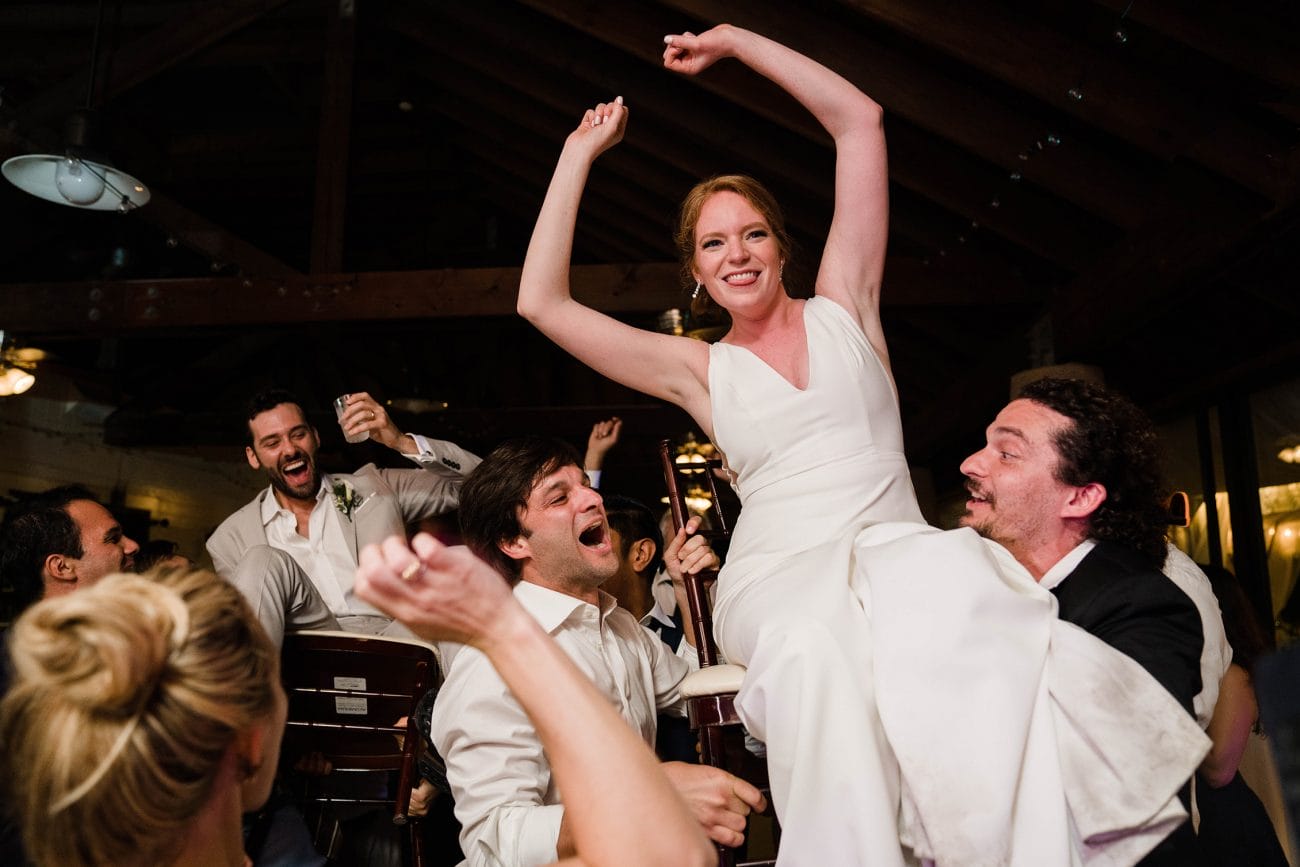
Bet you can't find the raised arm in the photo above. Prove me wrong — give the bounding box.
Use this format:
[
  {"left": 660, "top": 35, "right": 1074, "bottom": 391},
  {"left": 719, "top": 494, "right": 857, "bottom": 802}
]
[
  {"left": 517, "top": 100, "right": 712, "bottom": 430},
  {"left": 356, "top": 535, "right": 713, "bottom": 867},
  {"left": 665, "top": 25, "right": 890, "bottom": 359}
]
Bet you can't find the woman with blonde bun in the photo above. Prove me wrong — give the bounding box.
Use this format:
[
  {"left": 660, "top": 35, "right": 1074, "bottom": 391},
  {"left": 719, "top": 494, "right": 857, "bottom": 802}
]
[{"left": 0, "top": 567, "right": 287, "bottom": 867}]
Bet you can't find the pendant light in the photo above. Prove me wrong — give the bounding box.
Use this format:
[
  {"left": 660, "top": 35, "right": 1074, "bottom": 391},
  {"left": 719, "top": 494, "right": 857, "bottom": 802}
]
[{"left": 1, "top": 0, "right": 149, "bottom": 212}]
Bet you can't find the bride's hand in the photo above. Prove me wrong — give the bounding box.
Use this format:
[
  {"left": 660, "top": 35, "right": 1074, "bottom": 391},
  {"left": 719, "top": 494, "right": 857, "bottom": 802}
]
[
  {"left": 662, "top": 25, "right": 737, "bottom": 76},
  {"left": 565, "top": 96, "right": 628, "bottom": 160}
]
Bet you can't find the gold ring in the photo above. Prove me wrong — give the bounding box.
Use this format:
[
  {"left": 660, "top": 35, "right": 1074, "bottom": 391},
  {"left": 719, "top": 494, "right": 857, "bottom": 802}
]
[{"left": 400, "top": 560, "right": 422, "bottom": 582}]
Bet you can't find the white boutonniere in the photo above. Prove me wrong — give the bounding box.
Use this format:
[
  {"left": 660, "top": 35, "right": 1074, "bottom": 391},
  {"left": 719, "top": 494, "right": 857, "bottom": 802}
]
[{"left": 332, "top": 480, "right": 364, "bottom": 519}]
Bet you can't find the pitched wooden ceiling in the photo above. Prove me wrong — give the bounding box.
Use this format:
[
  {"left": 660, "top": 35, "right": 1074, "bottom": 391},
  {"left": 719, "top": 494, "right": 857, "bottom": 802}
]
[{"left": 0, "top": 0, "right": 1297, "bottom": 502}]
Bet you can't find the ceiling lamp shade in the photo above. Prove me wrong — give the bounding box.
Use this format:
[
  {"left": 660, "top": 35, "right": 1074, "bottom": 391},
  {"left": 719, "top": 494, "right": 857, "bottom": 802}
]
[
  {"left": 3, "top": 153, "right": 149, "bottom": 212},
  {"left": 4, "top": 0, "right": 150, "bottom": 213}
]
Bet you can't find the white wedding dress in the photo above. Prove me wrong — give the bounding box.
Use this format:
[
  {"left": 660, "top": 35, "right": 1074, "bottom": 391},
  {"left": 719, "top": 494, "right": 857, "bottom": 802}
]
[{"left": 707, "top": 296, "right": 1207, "bottom": 866}]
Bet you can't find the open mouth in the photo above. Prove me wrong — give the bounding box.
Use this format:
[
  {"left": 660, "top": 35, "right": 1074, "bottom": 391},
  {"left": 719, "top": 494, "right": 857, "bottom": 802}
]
[
  {"left": 723, "top": 270, "right": 760, "bottom": 284},
  {"left": 281, "top": 457, "right": 312, "bottom": 486},
  {"left": 578, "top": 521, "right": 608, "bottom": 549}
]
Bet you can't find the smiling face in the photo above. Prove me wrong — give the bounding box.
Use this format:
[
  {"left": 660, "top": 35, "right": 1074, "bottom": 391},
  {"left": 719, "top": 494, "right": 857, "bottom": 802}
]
[
  {"left": 501, "top": 463, "right": 617, "bottom": 600},
  {"left": 958, "top": 398, "right": 1098, "bottom": 577},
  {"left": 246, "top": 402, "right": 322, "bottom": 504},
  {"left": 60, "top": 499, "right": 140, "bottom": 590},
  {"left": 692, "top": 190, "right": 784, "bottom": 317}
]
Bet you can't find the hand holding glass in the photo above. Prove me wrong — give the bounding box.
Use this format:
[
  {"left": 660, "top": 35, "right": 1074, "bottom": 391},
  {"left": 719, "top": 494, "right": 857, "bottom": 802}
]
[{"left": 334, "top": 394, "right": 369, "bottom": 444}]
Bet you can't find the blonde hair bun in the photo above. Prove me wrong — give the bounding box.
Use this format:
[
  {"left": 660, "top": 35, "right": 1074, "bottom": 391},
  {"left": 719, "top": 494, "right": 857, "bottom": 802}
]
[{"left": 0, "top": 567, "right": 277, "bottom": 867}]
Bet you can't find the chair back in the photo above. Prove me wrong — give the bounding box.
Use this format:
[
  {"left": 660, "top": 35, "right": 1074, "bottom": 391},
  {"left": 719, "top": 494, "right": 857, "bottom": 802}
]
[
  {"left": 659, "top": 439, "right": 735, "bottom": 668},
  {"left": 281, "top": 630, "right": 440, "bottom": 825}
]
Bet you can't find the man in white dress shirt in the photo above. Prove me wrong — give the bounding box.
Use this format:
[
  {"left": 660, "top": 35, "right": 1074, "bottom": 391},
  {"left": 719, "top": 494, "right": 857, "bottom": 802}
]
[
  {"left": 206, "top": 388, "right": 480, "bottom": 643},
  {"left": 432, "top": 436, "right": 764, "bottom": 867}
]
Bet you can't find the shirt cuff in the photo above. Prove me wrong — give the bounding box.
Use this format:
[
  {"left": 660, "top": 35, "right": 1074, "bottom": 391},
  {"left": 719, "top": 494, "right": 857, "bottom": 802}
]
[
  {"left": 404, "top": 432, "right": 432, "bottom": 460},
  {"left": 676, "top": 637, "right": 702, "bottom": 672},
  {"left": 586, "top": 468, "right": 603, "bottom": 489}
]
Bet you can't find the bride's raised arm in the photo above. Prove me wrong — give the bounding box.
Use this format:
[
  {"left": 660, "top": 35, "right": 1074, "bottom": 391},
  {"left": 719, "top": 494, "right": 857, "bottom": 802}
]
[
  {"left": 517, "top": 98, "right": 711, "bottom": 426},
  {"left": 664, "top": 25, "right": 890, "bottom": 361}
]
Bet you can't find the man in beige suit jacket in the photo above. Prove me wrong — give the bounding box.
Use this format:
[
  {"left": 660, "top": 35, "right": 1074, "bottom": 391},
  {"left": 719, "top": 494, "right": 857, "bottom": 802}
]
[{"left": 207, "top": 388, "right": 480, "bottom": 644}]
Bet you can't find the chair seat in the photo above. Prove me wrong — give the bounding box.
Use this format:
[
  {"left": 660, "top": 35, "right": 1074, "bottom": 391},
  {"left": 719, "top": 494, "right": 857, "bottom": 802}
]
[{"left": 681, "top": 663, "right": 747, "bottom": 698}]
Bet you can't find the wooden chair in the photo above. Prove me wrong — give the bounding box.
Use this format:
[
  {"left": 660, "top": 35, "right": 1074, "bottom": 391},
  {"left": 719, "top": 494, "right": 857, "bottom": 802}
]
[
  {"left": 279, "top": 629, "right": 442, "bottom": 867},
  {"left": 659, "top": 439, "right": 777, "bottom": 867}
]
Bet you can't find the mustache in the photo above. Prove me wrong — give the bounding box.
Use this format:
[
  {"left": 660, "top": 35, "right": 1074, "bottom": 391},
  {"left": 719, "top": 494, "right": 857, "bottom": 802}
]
[{"left": 965, "top": 480, "right": 992, "bottom": 503}]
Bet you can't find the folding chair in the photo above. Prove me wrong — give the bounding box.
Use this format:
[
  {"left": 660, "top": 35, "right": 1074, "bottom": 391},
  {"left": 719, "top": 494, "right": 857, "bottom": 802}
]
[
  {"left": 280, "top": 630, "right": 441, "bottom": 867},
  {"left": 659, "top": 439, "right": 776, "bottom": 867}
]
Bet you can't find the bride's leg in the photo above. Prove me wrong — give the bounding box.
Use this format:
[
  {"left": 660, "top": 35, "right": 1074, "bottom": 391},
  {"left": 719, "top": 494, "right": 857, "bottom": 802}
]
[{"left": 717, "top": 549, "right": 907, "bottom": 867}]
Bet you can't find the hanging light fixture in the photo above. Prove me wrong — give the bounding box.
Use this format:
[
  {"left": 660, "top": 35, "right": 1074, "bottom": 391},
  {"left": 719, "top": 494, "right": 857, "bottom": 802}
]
[
  {"left": 2, "top": 0, "right": 149, "bottom": 212},
  {"left": 1278, "top": 437, "right": 1300, "bottom": 465},
  {"left": 660, "top": 432, "right": 717, "bottom": 514},
  {"left": 674, "top": 431, "right": 716, "bottom": 474}
]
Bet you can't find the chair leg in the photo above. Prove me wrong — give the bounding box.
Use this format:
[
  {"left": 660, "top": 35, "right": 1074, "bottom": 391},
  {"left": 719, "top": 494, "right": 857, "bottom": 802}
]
[
  {"left": 700, "top": 724, "right": 726, "bottom": 768},
  {"left": 409, "top": 819, "right": 425, "bottom": 867},
  {"left": 700, "top": 725, "right": 739, "bottom": 867}
]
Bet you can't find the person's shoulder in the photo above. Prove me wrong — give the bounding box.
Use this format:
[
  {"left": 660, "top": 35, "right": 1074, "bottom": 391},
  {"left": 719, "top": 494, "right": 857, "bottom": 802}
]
[
  {"left": 1073, "top": 541, "right": 1197, "bottom": 611},
  {"left": 432, "top": 642, "right": 505, "bottom": 715},
  {"left": 209, "top": 493, "right": 265, "bottom": 540}
]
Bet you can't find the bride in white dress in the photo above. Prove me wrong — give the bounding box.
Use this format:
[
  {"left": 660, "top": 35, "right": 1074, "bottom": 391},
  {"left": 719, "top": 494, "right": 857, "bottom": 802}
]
[{"left": 517, "top": 23, "right": 1205, "bottom": 866}]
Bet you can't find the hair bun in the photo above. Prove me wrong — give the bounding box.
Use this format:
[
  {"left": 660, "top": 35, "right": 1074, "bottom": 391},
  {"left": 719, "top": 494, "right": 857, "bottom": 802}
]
[{"left": 11, "top": 575, "right": 190, "bottom": 717}]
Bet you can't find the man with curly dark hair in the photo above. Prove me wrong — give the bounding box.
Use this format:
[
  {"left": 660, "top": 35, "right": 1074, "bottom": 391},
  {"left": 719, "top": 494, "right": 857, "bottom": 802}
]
[{"left": 960, "top": 376, "right": 1209, "bottom": 865}]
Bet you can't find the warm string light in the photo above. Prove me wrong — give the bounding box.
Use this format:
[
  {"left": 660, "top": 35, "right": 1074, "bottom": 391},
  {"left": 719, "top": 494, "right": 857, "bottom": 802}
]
[{"left": 921, "top": 3, "right": 1136, "bottom": 269}]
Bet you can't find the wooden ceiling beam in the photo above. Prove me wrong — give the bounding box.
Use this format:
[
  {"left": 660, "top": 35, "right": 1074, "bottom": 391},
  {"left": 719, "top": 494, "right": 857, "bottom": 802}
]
[
  {"left": 386, "top": 1, "right": 723, "bottom": 234},
  {"left": 527, "top": 0, "right": 1155, "bottom": 231},
  {"left": 0, "top": 249, "right": 1037, "bottom": 336},
  {"left": 421, "top": 77, "right": 674, "bottom": 256},
  {"left": 0, "top": 265, "right": 683, "bottom": 333},
  {"left": 20, "top": 0, "right": 295, "bottom": 124},
  {"left": 1087, "top": 0, "right": 1300, "bottom": 95},
  {"left": 903, "top": 166, "right": 1272, "bottom": 459},
  {"left": 434, "top": 123, "right": 661, "bottom": 262},
  {"left": 458, "top": 0, "right": 1109, "bottom": 272},
  {"left": 309, "top": 0, "right": 355, "bottom": 274},
  {"left": 837, "top": 0, "right": 1295, "bottom": 202}
]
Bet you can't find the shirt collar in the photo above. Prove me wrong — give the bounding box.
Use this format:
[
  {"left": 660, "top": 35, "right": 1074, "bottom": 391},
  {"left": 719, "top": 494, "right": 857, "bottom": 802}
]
[
  {"left": 259, "top": 474, "right": 332, "bottom": 528},
  {"left": 513, "top": 580, "right": 615, "bottom": 633},
  {"left": 1039, "top": 538, "right": 1097, "bottom": 591}
]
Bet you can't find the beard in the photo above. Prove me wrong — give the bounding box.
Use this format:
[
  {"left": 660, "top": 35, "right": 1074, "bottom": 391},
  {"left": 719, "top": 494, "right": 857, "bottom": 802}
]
[
  {"left": 266, "top": 451, "right": 320, "bottom": 501},
  {"left": 959, "top": 481, "right": 996, "bottom": 538}
]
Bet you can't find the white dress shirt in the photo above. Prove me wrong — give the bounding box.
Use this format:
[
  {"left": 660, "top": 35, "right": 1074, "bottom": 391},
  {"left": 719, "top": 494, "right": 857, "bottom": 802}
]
[
  {"left": 261, "top": 473, "right": 379, "bottom": 617},
  {"left": 1162, "top": 544, "right": 1232, "bottom": 728},
  {"left": 432, "top": 580, "right": 689, "bottom": 867},
  {"left": 258, "top": 434, "right": 450, "bottom": 618}
]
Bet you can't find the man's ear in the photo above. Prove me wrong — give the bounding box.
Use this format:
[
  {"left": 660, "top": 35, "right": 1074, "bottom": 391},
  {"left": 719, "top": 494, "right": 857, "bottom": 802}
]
[
  {"left": 498, "top": 536, "right": 531, "bottom": 564},
  {"left": 629, "top": 537, "right": 656, "bottom": 573},
  {"left": 246, "top": 445, "right": 261, "bottom": 470},
  {"left": 1062, "top": 482, "right": 1106, "bottom": 519},
  {"left": 43, "top": 553, "right": 75, "bottom": 582}
]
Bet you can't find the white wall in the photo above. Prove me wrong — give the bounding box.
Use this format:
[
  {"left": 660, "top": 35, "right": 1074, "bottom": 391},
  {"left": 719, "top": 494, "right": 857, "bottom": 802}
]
[{"left": 0, "top": 375, "right": 261, "bottom": 567}]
